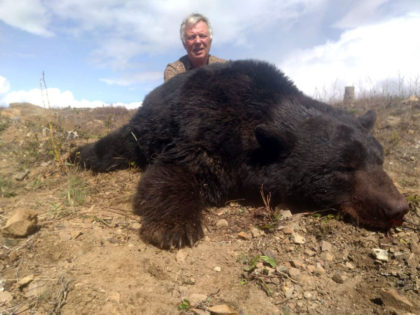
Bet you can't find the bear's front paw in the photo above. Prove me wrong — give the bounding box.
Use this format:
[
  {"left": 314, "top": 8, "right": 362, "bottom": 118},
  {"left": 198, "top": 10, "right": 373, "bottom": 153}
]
[{"left": 139, "top": 220, "right": 204, "bottom": 249}]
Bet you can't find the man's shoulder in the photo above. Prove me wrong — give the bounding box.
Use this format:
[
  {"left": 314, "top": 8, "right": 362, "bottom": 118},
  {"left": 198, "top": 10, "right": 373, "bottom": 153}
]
[
  {"left": 164, "top": 56, "right": 190, "bottom": 81},
  {"left": 167, "top": 56, "right": 189, "bottom": 71},
  {"left": 209, "top": 55, "right": 227, "bottom": 64}
]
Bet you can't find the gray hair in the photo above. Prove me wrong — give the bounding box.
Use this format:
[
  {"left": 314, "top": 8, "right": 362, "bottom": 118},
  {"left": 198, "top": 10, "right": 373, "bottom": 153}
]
[{"left": 180, "top": 13, "right": 213, "bottom": 44}]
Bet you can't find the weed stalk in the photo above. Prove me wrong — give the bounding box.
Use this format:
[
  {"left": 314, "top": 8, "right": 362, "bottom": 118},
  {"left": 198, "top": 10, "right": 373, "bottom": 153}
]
[{"left": 40, "top": 72, "right": 64, "bottom": 168}]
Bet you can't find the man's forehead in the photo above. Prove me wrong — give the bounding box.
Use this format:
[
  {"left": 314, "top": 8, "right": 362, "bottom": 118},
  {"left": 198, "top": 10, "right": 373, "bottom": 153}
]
[{"left": 185, "top": 21, "right": 208, "bottom": 33}]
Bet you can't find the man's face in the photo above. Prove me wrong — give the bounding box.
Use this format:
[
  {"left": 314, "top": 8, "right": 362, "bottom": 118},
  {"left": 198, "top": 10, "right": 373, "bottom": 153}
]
[{"left": 183, "top": 21, "right": 211, "bottom": 66}]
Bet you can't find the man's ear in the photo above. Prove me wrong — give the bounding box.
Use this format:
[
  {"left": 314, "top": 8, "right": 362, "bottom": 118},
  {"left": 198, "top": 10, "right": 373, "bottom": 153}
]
[
  {"left": 358, "top": 110, "right": 376, "bottom": 131},
  {"left": 254, "top": 124, "right": 295, "bottom": 162}
]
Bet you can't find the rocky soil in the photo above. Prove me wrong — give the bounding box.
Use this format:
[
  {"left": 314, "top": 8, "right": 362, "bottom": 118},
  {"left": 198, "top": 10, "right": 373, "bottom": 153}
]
[{"left": 0, "top": 99, "right": 419, "bottom": 315}]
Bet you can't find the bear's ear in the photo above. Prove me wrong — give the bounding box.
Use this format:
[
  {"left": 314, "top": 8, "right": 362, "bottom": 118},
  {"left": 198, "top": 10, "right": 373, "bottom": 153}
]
[
  {"left": 255, "top": 124, "right": 295, "bottom": 159},
  {"left": 358, "top": 110, "right": 376, "bottom": 131}
]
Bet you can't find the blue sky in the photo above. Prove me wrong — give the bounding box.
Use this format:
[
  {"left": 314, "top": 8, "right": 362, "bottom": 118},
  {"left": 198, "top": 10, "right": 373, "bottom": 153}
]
[{"left": 1, "top": 0, "right": 419, "bottom": 108}]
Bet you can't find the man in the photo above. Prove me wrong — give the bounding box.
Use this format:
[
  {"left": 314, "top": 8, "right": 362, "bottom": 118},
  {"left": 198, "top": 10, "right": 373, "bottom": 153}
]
[{"left": 164, "top": 13, "right": 226, "bottom": 82}]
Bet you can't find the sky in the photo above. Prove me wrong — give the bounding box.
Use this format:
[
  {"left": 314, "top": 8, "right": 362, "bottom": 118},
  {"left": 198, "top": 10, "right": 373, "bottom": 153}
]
[{"left": 0, "top": 0, "right": 419, "bottom": 108}]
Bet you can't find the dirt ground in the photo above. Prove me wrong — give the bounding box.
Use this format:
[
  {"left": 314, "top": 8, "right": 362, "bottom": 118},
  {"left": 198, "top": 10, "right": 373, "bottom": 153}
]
[{"left": 0, "top": 99, "right": 419, "bottom": 315}]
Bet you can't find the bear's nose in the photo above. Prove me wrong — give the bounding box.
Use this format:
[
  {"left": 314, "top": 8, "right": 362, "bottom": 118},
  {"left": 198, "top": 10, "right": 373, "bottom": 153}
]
[{"left": 385, "top": 198, "right": 409, "bottom": 221}]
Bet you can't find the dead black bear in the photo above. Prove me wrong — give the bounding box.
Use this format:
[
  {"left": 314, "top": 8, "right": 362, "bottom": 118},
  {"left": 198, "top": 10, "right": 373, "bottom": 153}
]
[{"left": 70, "top": 60, "right": 409, "bottom": 249}]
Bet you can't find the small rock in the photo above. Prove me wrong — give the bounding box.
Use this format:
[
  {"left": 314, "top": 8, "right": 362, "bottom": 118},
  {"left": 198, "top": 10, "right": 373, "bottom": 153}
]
[
  {"left": 286, "top": 246, "right": 294, "bottom": 252},
  {"left": 321, "top": 241, "right": 332, "bottom": 252},
  {"left": 18, "top": 275, "right": 34, "bottom": 289},
  {"left": 66, "top": 130, "right": 79, "bottom": 141},
  {"left": 298, "top": 274, "right": 315, "bottom": 286},
  {"left": 304, "top": 249, "right": 316, "bottom": 256},
  {"left": 1, "top": 209, "right": 38, "bottom": 237},
  {"left": 332, "top": 273, "right": 345, "bottom": 284},
  {"left": 41, "top": 127, "right": 49, "bottom": 137},
  {"left": 24, "top": 280, "right": 48, "bottom": 298},
  {"left": 185, "top": 277, "right": 196, "bottom": 285},
  {"left": 344, "top": 262, "right": 355, "bottom": 269},
  {"left": 192, "top": 308, "right": 211, "bottom": 315},
  {"left": 314, "top": 263, "right": 325, "bottom": 275},
  {"left": 303, "top": 291, "right": 314, "bottom": 300},
  {"left": 208, "top": 304, "right": 238, "bottom": 315},
  {"left": 279, "top": 209, "right": 293, "bottom": 219},
  {"left": 281, "top": 226, "right": 294, "bottom": 234},
  {"left": 213, "top": 266, "right": 221, "bottom": 272},
  {"left": 131, "top": 222, "right": 142, "bottom": 230},
  {"left": 216, "top": 219, "right": 228, "bottom": 228},
  {"left": 389, "top": 247, "right": 397, "bottom": 253},
  {"left": 372, "top": 248, "right": 388, "bottom": 262},
  {"left": 0, "top": 291, "right": 13, "bottom": 304},
  {"left": 321, "top": 252, "right": 334, "bottom": 262},
  {"left": 380, "top": 288, "right": 414, "bottom": 312},
  {"left": 14, "top": 170, "right": 30, "bottom": 181},
  {"left": 250, "top": 227, "right": 264, "bottom": 238},
  {"left": 255, "top": 262, "right": 264, "bottom": 270},
  {"left": 291, "top": 233, "right": 305, "bottom": 244},
  {"left": 188, "top": 293, "right": 207, "bottom": 307},
  {"left": 237, "top": 231, "right": 251, "bottom": 240},
  {"left": 289, "top": 267, "right": 301, "bottom": 278},
  {"left": 283, "top": 285, "right": 294, "bottom": 298},
  {"left": 406, "top": 253, "right": 417, "bottom": 268}
]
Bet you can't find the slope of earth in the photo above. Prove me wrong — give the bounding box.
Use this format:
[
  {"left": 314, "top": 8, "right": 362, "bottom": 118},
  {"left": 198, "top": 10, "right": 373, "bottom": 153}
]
[{"left": 0, "top": 100, "right": 419, "bottom": 315}]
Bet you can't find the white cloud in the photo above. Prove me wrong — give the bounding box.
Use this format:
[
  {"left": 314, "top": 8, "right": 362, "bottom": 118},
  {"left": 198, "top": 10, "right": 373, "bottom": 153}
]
[
  {"left": 281, "top": 13, "right": 420, "bottom": 99},
  {"left": 334, "top": 0, "right": 420, "bottom": 29},
  {"left": 112, "top": 102, "right": 143, "bottom": 110},
  {"left": 2, "top": 88, "right": 141, "bottom": 109},
  {"left": 90, "top": 38, "right": 149, "bottom": 70},
  {"left": 0, "top": 76, "right": 11, "bottom": 94},
  {"left": 334, "top": 0, "right": 389, "bottom": 29},
  {"left": 0, "top": 76, "right": 11, "bottom": 106},
  {"left": 0, "top": 0, "right": 53, "bottom": 36},
  {"left": 100, "top": 72, "right": 162, "bottom": 86},
  {"left": 2, "top": 0, "right": 419, "bottom": 105},
  {"left": 1, "top": 0, "right": 326, "bottom": 69}
]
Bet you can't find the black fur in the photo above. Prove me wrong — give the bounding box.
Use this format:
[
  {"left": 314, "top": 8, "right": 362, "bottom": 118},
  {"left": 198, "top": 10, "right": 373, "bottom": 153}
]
[{"left": 70, "top": 60, "right": 408, "bottom": 249}]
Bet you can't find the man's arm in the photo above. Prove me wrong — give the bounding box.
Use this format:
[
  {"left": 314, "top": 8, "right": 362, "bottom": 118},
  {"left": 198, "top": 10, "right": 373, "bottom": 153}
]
[{"left": 164, "top": 64, "right": 178, "bottom": 82}]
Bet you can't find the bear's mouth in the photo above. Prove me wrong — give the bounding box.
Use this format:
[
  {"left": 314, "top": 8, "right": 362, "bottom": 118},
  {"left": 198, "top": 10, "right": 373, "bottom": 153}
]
[
  {"left": 340, "top": 204, "right": 407, "bottom": 230},
  {"left": 388, "top": 214, "right": 405, "bottom": 227}
]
